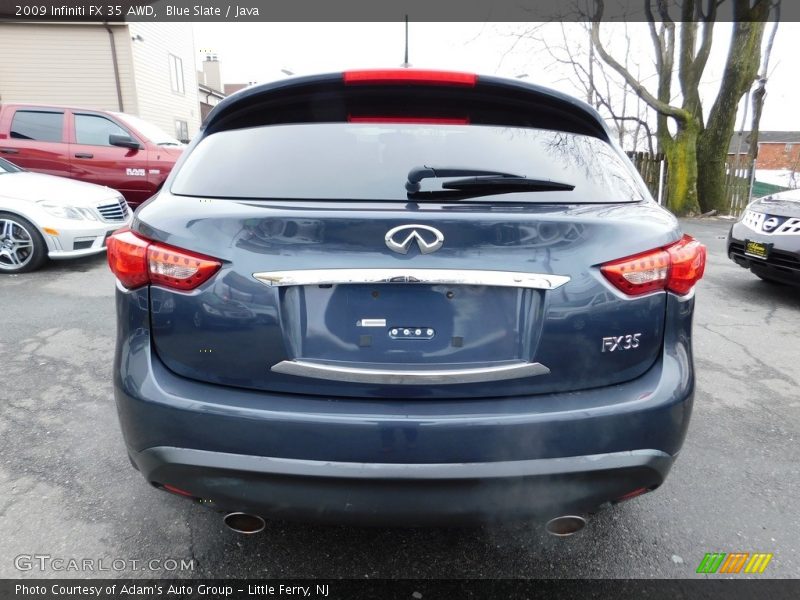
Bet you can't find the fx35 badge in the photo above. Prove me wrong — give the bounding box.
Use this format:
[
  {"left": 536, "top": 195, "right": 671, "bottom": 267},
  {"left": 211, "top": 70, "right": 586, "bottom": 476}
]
[{"left": 602, "top": 333, "right": 642, "bottom": 352}]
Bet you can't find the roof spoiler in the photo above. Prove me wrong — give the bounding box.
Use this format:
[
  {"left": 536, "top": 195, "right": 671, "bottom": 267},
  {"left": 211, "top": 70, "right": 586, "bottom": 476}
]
[{"left": 202, "top": 69, "right": 612, "bottom": 143}]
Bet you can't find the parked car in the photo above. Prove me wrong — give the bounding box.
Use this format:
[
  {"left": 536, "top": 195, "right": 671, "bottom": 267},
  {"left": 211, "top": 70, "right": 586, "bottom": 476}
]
[
  {"left": 0, "top": 157, "right": 130, "bottom": 273},
  {"left": 727, "top": 188, "right": 800, "bottom": 285},
  {"left": 0, "top": 104, "right": 183, "bottom": 208},
  {"left": 107, "top": 70, "right": 706, "bottom": 534}
]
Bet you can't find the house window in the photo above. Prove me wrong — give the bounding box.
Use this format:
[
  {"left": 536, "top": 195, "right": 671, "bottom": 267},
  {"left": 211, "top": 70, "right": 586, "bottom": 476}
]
[
  {"left": 785, "top": 143, "right": 794, "bottom": 152},
  {"left": 168, "top": 54, "right": 185, "bottom": 94},
  {"left": 175, "top": 119, "right": 189, "bottom": 143}
]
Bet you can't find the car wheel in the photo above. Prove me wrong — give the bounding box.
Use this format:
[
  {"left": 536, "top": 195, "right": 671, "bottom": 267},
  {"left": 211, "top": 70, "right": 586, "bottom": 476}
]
[{"left": 0, "top": 213, "right": 47, "bottom": 274}]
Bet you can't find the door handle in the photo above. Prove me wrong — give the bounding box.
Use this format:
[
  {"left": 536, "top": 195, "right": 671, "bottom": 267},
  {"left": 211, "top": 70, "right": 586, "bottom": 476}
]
[
  {"left": 0, "top": 148, "right": 19, "bottom": 154},
  {"left": 74, "top": 152, "right": 94, "bottom": 159}
]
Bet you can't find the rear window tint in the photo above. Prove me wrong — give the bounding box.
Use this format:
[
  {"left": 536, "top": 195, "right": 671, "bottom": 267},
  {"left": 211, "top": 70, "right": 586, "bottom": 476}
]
[
  {"left": 171, "top": 124, "right": 646, "bottom": 203},
  {"left": 10, "top": 110, "right": 63, "bottom": 143}
]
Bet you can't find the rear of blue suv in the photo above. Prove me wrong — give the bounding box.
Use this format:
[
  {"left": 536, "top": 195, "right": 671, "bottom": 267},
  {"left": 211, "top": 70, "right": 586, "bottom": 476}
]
[{"left": 108, "top": 70, "right": 706, "bottom": 531}]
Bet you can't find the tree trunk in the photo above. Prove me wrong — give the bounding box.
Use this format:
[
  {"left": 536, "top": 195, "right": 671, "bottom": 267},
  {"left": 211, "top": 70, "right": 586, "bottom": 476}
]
[
  {"left": 663, "top": 120, "right": 701, "bottom": 216},
  {"left": 696, "top": 17, "right": 768, "bottom": 213},
  {"left": 747, "top": 17, "right": 780, "bottom": 181}
]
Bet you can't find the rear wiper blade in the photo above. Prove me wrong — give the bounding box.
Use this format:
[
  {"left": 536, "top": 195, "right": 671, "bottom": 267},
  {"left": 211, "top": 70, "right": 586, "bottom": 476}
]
[
  {"left": 406, "top": 166, "right": 524, "bottom": 193},
  {"left": 405, "top": 166, "right": 574, "bottom": 200},
  {"left": 443, "top": 176, "right": 574, "bottom": 193}
]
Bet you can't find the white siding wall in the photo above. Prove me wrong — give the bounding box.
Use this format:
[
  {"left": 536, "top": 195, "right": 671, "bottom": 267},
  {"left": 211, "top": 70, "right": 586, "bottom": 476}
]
[
  {"left": 128, "top": 23, "right": 201, "bottom": 140},
  {"left": 0, "top": 23, "right": 137, "bottom": 113}
]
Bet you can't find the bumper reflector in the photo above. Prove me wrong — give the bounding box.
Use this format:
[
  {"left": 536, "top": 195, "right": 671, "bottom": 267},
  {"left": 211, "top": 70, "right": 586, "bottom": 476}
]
[
  {"left": 161, "top": 483, "right": 195, "bottom": 498},
  {"left": 614, "top": 487, "right": 650, "bottom": 502}
]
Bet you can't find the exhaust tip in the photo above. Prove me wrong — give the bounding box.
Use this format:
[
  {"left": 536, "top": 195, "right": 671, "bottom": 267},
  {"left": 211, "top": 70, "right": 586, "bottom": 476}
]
[
  {"left": 545, "top": 515, "right": 586, "bottom": 537},
  {"left": 223, "top": 512, "right": 266, "bottom": 535}
]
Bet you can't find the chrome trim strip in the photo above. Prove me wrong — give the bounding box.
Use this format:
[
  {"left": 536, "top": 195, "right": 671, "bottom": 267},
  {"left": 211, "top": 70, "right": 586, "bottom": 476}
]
[
  {"left": 139, "top": 447, "right": 673, "bottom": 480},
  {"left": 271, "top": 360, "right": 550, "bottom": 385},
  {"left": 254, "top": 268, "right": 570, "bottom": 290}
]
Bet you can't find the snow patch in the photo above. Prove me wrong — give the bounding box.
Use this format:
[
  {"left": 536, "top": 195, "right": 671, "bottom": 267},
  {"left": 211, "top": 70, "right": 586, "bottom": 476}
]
[{"left": 754, "top": 169, "right": 800, "bottom": 189}]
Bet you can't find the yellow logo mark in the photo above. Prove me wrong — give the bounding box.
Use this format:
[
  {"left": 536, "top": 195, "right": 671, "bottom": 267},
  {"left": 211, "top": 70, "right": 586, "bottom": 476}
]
[{"left": 744, "top": 553, "right": 773, "bottom": 574}]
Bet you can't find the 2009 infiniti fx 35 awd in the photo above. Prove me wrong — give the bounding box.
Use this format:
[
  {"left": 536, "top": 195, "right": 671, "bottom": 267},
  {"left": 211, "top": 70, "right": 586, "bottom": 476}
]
[{"left": 108, "top": 70, "right": 706, "bottom": 532}]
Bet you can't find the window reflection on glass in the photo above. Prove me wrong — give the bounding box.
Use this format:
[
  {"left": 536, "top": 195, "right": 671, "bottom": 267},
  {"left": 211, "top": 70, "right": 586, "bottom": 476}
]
[{"left": 75, "top": 114, "right": 128, "bottom": 146}]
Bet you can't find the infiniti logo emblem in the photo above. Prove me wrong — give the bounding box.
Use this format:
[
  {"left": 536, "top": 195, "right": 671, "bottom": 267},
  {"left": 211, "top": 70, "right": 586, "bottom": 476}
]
[{"left": 385, "top": 224, "right": 444, "bottom": 255}]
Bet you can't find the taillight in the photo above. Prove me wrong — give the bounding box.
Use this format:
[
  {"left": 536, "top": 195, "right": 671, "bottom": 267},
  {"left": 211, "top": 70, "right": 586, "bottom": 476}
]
[
  {"left": 601, "top": 234, "right": 706, "bottom": 296},
  {"left": 343, "top": 69, "right": 477, "bottom": 87},
  {"left": 107, "top": 229, "right": 221, "bottom": 291},
  {"left": 665, "top": 235, "right": 707, "bottom": 295},
  {"left": 147, "top": 245, "right": 222, "bottom": 291},
  {"left": 107, "top": 229, "right": 149, "bottom": 289}
]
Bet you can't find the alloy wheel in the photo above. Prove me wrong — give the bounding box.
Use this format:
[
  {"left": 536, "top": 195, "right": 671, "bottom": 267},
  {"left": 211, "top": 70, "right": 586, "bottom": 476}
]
[{"left": 0, "top": 218, "right": 35, "bottom": 270}]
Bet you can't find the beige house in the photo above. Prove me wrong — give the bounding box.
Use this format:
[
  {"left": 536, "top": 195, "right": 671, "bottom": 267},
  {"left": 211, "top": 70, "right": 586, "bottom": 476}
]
[
  {"left": 197, "top": 54, "right": 226, "bottom": 122},
  {"left": 196, "top": 54, "right": 254, "bottom": 123},
  {"left": 0, "top": 22, "right": 200, "bottom": 141}
]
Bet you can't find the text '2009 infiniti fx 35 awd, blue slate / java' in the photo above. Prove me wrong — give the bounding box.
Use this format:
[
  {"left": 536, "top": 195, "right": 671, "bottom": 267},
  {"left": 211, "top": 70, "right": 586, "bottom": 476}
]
[{"left": 107, "top": 70, "right": 706, "bottom": 534}]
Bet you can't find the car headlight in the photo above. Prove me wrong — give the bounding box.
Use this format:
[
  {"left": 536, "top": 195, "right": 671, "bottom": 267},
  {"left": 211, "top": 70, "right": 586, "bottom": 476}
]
[
  {"left": 740, "top": 199, "right": 762, "bottom": 220},
  {"left": 37, "top": 201, "right": 98, "bottom": 221}
]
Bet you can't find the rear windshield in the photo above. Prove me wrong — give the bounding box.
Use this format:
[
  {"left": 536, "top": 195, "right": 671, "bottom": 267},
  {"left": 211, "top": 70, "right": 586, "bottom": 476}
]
[{"left": 170, "top": 124, "right": 647, "bottom": 203}]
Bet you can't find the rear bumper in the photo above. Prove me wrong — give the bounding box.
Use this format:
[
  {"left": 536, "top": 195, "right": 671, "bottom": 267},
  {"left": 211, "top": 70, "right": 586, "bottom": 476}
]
[
  {"left": 115, "top": 286, "right": 695, "bottom": 524},
  {"left": 134, "top": 446, "right": 672, "bottom": 525}
]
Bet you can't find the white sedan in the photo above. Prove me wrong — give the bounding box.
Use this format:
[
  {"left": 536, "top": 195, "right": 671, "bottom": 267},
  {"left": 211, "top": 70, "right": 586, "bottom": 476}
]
[{"left": 0, "top": 157, "right": 132, "bottom": 273}]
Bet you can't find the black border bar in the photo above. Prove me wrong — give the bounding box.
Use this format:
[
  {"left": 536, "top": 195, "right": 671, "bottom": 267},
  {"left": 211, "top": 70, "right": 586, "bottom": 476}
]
[
  {"left": 0, "top": 0, "right": 789, "bottom": 22},
  {"left": 3, "top": 579, "right": 800, "bottom": 600}
]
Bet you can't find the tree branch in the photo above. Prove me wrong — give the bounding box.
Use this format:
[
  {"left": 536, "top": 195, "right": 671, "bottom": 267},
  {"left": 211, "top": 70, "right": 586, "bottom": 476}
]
[
  {"left": 678, "top": 2, "right": 697, "bottom": 98},
  {"left": 591, "top": 1, "right": 689, "bottom": 121},
  {"left": 644, "top": 1, "right": 663, "bottom": 74},
  {"left": 747, "top": 1, "right": 780, "bottom": 168},
  {"left": 683, "top": 0, "right": 717, "bottom": 113}
]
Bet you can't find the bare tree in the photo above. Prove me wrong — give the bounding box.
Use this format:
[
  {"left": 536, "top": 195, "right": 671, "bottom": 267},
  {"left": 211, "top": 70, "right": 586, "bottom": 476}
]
[
  {"left": 591, "top": 0, "right": 773, "bottom": 215},
  {"left": 528, "top": 22, "right": 656, "bottom": 154},
  {"left": 696, "top": 2, "right": 773, "bottom": 213}
]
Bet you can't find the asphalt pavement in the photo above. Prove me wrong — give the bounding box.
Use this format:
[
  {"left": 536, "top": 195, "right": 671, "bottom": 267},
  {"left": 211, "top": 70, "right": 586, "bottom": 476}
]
[{"left": 1, "top": 217, "right": 798, "bottom": 579}]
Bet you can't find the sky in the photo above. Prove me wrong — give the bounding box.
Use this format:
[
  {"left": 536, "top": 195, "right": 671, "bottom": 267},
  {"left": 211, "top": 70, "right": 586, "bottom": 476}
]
[{"left": 193, "top": 21, "right": 798, "bottom": 133}]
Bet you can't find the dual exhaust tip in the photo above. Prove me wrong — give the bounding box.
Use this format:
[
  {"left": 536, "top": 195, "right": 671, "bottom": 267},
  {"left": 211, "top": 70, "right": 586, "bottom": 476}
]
[
  {"left": 544, "top": 515, "right": 587, "bottom": 537},
  {"left": 223, "top": 512, "right": 266, "bottom": 535},
  {"left": 223, "top": 512, "right": 586, "bottom": 536}
]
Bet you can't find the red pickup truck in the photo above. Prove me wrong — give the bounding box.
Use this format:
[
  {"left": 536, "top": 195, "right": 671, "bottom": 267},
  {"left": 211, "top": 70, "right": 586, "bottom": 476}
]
[{"left": 0, "top": 104, "right": 183, "bottom": 208}]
